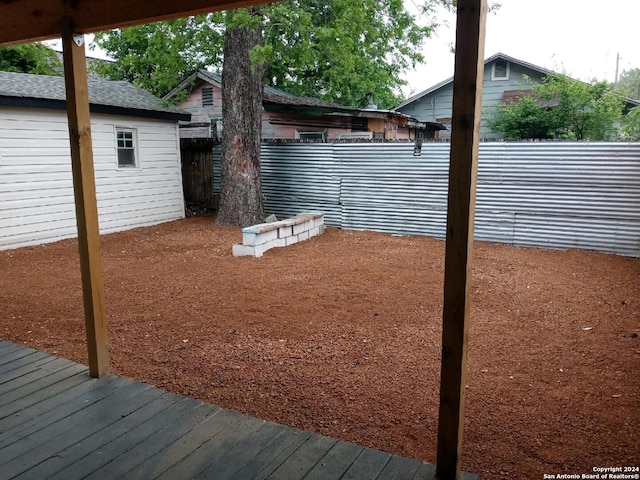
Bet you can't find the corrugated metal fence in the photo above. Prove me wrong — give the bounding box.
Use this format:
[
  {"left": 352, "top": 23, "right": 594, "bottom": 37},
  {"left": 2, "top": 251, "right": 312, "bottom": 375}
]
[{"left": 213, "top": 142, "right": 640, "bottom": 257}]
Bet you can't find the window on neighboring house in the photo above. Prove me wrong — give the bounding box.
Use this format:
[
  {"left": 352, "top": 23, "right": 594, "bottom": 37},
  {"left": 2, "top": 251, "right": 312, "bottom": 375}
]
[
  {"left": 295, "top": 130, "right": 326, "bottom": 141},
  {"left": 116, "top": 128, "right": 137, "bottom": 168},
  {"left": 202, "top": 87, "right": 213, "bottom": 106},
  {"left": 351, "top": 117, "right": 368, "bottom": 132},
  {"left": 436, "top": 117, "right": 452, "bottom": 140},
  {"left": 492, "top": 60, "right": 510, "bottom": 80}
]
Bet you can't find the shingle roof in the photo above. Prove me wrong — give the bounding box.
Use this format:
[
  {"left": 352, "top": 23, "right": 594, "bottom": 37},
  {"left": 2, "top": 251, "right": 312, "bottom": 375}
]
[
  {"left": 165, "top": 69, "right": 434, "bottom": 125},
  {"left": 394, "top": 52, "right": 640, "bottom": 111},
  {"left": 164, "top": 69, "right": 308, "bottom": 103},
  {"left": 394, "top": 52, "right": 558, "bottom": 110},
  {"left": 0, "top": 71, "right": 191, "bottom": 121},
  {"left": 166, "top": 69, "right": 368, "bottom": 111}
]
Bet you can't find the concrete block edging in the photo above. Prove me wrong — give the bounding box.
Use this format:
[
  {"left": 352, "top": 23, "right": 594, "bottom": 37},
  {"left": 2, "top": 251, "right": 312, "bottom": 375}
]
[{"left": 232, "top": 213, "right": 325, "bottom": 257}]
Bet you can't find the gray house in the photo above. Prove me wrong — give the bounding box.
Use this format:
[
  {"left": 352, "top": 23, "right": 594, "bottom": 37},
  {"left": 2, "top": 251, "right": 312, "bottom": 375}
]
[{"left": 395, "top": 52, "right": 552, "bottom": 140}]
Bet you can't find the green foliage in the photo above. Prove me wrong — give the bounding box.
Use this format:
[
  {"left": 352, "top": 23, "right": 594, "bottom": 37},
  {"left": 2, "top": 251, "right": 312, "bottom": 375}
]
[
  {"left": 614, "top": 68, "right": 640, "bottom": 100},
  {"left": 92, "top": 15, "right": 225, "bottom": 98},
  {"left": 0, "top": 43, "right": 62, "bottom": 76},
  {"left": 262, "top": 0, "right": 445, "bottom": 108},
  {"left": 93, "top": 0, "right": 455, "bottom": 108},
  {"left": 489, "top": 75, "right": 625, "bottom": 141},
  {"left": 621, "top": 106, "right": 640, "bottom": 140},
  {"left": 489, "top": 95, "right": 555, "bottom": 139}
]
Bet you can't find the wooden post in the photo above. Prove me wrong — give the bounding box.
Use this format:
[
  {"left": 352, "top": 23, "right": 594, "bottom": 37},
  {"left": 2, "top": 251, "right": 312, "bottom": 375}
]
[
  {"left": 435, "top": 0, "right": 487, "bottom": 479},
  {"left": 61, "top": 25, "right": 110, "bottom": 378}
]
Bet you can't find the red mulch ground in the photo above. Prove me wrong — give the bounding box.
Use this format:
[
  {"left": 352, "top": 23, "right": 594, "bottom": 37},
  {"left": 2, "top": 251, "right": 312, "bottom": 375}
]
[{"left": 1, "top": 216, "right": 638, "bottom": 479}]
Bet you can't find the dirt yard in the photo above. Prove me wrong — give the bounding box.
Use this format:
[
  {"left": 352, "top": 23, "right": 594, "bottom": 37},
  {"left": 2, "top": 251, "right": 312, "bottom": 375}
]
[{"left": 1, "top": 216, "right": 638, "bottom": 479}]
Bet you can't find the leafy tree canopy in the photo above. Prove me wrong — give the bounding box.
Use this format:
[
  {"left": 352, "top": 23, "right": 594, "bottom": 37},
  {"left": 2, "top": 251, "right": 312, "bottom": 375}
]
[
  {"left": 93, "top": 0, "right": 456, "bottom": 108},
  {"left": 615, "top": 68, "right": 640, "bottom": 100},
  {"left": 0, "top": 43, "right": 62, "bottom": 76},
  {"left": 621, "top": 106, "right": 640, "bottom": 141},
  {"left": 489, "top": 75, "right": 625, "bottom": 141},
  {"left": 93, "top": 16, "right": 225, "bottom": 100}
]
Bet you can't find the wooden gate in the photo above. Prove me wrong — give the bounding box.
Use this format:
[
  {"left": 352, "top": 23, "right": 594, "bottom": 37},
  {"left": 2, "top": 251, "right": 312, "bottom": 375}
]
[{"left": 180, "top": 138, "right": 217, "bottom": 210}]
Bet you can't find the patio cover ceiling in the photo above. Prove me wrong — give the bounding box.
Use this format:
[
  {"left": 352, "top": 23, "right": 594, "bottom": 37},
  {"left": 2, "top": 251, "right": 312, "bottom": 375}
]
[
  {"left": 0, "top": 2, "right": 487, "bottom": 479},
  {"left": 0, "top": 0, "right": 273, "bottom": 46}
]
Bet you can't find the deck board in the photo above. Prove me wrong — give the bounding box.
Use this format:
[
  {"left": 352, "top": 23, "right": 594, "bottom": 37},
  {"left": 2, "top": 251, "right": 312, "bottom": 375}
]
[
  {"left": 0, "top": 360, "right": 87, "bottom": 409},
  {"left": 13, "top": 387, "right": 166, "bottom": 479},
  {"left": 0, "top": 349, "right": 49, "bottom": 370},
  {"left": 0, "top": 340, "right": 479, "bottom": 480},
  {"left": 377, "top": 455, "right": 423, "bottom": 479},
  {"left": 0, "top": 375, "right": 125, "bottom": 444},
  {"left": 193, "top": 422, "right": 289, "bottom": 479},
  {"left": 2, "top": 381, "right": 150, "bottom": 479},
  {"left": 0, "top": 355, "right": 57, "bottom": 386},
  {"left": 302, "top": 440, "right": 364, "bottom": 480},
  {"left": 259, "top": 431, "right": 338, "bottom": 479},
  {"left": 0, "top": 343, "right": 22, "bottom": 355},
  {"left": 228, "top": 427, "right": 313, "bottom": 479},
  {"left": 81, "top": 399, "right": 213, "bottom": 480},
  {"left": 342, "top": 448, "right": 393, "bottom": 479},
  {"left": 155, "top": 410, "right": 267, "bottom": 479},
  {"left": 125, "top": 408, "right": 241, "bottom": 480}
]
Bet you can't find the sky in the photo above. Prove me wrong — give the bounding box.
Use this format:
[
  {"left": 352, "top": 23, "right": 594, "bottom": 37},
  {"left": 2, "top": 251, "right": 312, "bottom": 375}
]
[
  {"left": 46, "top": 0, "right": 640, "bottom": 101},
  {"left": 402, "top": 0, "right": 640, "bottom": 97}
]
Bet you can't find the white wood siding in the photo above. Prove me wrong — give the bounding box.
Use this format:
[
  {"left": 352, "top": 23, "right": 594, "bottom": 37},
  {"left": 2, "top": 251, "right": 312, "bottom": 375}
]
[{"left": 0, "top": 108, "right": 185, "bottom": 250}]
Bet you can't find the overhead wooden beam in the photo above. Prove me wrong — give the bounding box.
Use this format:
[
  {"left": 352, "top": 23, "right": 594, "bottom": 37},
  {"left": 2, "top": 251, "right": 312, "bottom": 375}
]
[
  {"left": 436, "top": 0, "right": 487, "bottom": 479},
  {"left": 62, "top": 26, "right": 110, "bottom": 378},
  {"left": 0, "top": 0, "right": 275, "bottom": 46}
]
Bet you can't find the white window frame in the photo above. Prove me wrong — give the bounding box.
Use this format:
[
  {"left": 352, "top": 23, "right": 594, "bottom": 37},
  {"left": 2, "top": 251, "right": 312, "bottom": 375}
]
[
  {"left": 115, "top": 127, "right": 139, "bottom": 169},
  {"left": 491, "top": 60, "right": 510, "bottom": 81}
]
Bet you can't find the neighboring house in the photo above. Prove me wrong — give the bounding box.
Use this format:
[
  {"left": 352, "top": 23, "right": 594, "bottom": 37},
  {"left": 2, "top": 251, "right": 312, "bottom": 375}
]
[
  {"left": 397, "top": 52, "right": 640, "bottom": 140},
  {"left": 396, "top": 52, "right": 557, "bottom": 140},
  {"left": 0, "top": 71, "right": 191, "bottom": 250},
  {"left": 164, "top": 70, "right": 443, "bottom": 141}
]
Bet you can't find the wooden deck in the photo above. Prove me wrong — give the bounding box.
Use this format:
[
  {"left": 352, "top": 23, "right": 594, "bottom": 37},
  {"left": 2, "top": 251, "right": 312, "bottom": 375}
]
[{"left": 0, "top": 340, "right": 478, "bottom": 480}]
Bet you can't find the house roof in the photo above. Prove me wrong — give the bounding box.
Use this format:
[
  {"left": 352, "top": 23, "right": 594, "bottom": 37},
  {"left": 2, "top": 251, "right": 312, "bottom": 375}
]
[
  {"left": 165, "top": 69, "right": 442, "bottom": 128},
  {"left": 0, "top": 71, "right": 191, "bottom": 121},
  {"left": 395, "top": 52, "right": 640, "bottom": 111},
  {"left": 394, "top": 52, "right": 556, "bottom": 110},
  {"left": 164, "top": 69, "right": 336, "bottom": 106}
]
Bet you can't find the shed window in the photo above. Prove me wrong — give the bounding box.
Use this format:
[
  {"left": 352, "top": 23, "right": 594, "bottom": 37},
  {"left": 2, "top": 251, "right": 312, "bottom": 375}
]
[
  {"left": 351, "top": 117, "right": 368, "bottom": 132},
  {"left": 116, "top": 128, "right": 137, "bottom": 168},
  {"left": 295, "top": 130, "right": 326, "bottom": 141},
  {"left": 492, "top": 60, "right": 510, "bottom": 80},
  {"left": 202, "top": 87, "right": 213, "bottom": 106}
]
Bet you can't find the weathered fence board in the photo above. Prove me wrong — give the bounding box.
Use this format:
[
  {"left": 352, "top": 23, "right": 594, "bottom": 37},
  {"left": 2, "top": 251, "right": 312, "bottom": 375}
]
[{"left": 181, "top": 139, "right": 216, "bottom": 209}]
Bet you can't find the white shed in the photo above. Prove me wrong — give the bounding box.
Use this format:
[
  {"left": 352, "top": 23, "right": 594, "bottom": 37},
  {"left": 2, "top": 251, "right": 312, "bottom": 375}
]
[{"left": 0, "top": 71, "right": 191, "bottom": 250}]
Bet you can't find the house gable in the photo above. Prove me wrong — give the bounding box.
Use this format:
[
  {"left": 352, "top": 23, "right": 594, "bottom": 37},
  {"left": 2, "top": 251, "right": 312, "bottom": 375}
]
[
  {"left": 396, "top": 52, "right": 552, "bottom": 139},
  {"left": 171, "top": 74, "right": 224, "bottom": 138},
  {"left": 170, "top": 69, "right": 441, "bottom": 141}
]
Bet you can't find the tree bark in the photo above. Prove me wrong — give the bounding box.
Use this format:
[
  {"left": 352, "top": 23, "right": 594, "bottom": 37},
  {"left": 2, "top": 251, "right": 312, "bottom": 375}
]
[{"left": 216, "top": 10, "right": 267, "bottom": 227}]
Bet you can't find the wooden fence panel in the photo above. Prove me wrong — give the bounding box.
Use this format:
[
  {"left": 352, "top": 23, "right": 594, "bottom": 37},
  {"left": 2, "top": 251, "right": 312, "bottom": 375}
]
[{"left": 181, "top": 139, "right": 216, "bottom": 209}]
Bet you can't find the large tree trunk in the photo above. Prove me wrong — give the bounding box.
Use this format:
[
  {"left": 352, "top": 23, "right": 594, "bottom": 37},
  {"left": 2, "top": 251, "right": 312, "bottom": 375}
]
[{"left": 216, "top": 10, "right": 267, "bottom": 227}]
